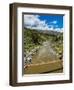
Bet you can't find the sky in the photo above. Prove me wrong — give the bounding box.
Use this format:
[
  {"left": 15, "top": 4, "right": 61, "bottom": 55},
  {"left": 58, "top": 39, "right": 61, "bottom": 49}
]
[{"left": 24, "top": 14, "right": 64, "bottom": 32}]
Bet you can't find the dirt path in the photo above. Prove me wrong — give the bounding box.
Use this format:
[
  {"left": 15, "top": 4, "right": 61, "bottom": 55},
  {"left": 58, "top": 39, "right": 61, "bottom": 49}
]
[{"left": 32, "top": 41, "right": 59, "bottom": 64}]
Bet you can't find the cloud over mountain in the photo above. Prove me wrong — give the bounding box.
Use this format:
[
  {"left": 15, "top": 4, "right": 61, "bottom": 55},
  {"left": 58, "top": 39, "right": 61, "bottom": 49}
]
[{"left": 24, "top": 14, "right": 63, "bottom": 32}]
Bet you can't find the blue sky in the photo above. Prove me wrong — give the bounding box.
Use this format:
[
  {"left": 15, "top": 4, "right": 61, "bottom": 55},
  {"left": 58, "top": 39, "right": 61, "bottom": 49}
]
[
  {"left": 39, "top": 15, "right": 63, "bottom": 29},
  {"left": 24, "top": 14, "right": 64, "bottom": 32}
]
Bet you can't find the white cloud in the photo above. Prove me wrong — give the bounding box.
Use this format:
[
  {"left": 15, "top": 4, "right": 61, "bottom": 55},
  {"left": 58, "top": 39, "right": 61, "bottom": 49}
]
[
  {"left": 54, "top": 27, "right": 63, "bottom": 32},
  {"left": 24, "top": 15, "right": 39, "bottom": 26},
  {"left": 48, "top": 25, "right": 54, "bottom": 30},
  {"left": 60, "top": 28, "right": 64, "bottom": 32},
  {"left": 50, "top": 20, "right": 57, "bottom": 24},
  {"left": 24, "top": 15, "right": 50, "bottom": 30},
  {"left": 24, "top": 15, "right": 63, "bottom": 32}
]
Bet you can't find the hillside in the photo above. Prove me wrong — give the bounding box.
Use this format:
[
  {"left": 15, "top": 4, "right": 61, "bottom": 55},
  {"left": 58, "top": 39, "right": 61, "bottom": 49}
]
[
  {"left": 24, "top": 27, "right": 63, "bottom": 58},
  {"left": 24, "top": 28, "right": 63, "bottom": 74}
]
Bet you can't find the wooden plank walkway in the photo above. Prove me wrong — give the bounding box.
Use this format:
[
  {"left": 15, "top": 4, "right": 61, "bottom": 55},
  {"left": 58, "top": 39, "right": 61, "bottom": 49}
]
[{"left": 24, "top": 60, "right": 63, "bottom": 74}]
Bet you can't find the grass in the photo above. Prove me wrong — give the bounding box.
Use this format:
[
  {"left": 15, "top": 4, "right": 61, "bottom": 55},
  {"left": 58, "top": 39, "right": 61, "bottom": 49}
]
[{"left": 24, "top": 28, "right": 52, "bottom": 53}]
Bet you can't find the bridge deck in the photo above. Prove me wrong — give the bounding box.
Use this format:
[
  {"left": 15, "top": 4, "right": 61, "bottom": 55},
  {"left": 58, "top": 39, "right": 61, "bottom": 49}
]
[{"left": 24, "top": 60, "right": 63, "bottom": 74}]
